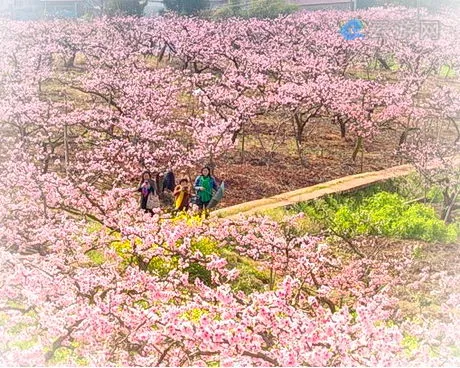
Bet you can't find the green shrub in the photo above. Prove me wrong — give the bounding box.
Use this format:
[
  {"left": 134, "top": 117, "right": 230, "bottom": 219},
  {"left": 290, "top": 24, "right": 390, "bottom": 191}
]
[
  {"left": 402, "top": 333, "right": 420, "bottom": 356},
  {"left": 334, "top": 205, "right": 364, "bottom": 237},
  {"left": 397, "top": 204, "right": 457, "bottom": 243},
  {"left": 299, "top": 192, "right": 458, "bottom": 243},
  {"left": 232, "top": 262, "right": 270, "bottom": 293},
  {"left": 440, "top": 64, "right": 456, "bottom": 78},
  {"left": 191, "top": 237, "right": 219, "bottom": 256},
  {"left": 86, "top": 250, "right": 105, "bottom": 265},
  {"left": 219, "top": 247, "right": 270, "bottom": 293},
  {"left": 148, "top": 256, "right": 179, "bottom": 277},
  {"left": 185, "top": 263, "right": 212, "bottom": 285},
  {"left": 426, "top": 187, "right": 444, "bottom": 203},
  {"left": 180, "top": 308, "right": 209, "bottom": 323},
  {"left": 361, "top": 192, "right": 405, "bottom": 236}
]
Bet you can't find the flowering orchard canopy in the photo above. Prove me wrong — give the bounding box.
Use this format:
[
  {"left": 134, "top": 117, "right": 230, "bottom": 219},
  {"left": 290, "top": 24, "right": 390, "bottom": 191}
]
[{"left": 0, "top": 6, "right": 459, "bottom": 366}]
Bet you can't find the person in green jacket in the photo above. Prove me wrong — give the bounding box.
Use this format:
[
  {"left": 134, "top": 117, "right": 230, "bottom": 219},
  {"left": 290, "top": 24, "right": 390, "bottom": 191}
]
[{"left": 194, "top": 166, "right": 218, "bottom": 214}]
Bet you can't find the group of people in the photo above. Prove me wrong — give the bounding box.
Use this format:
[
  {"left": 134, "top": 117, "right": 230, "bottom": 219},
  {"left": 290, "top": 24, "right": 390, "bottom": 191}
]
[{"left": 137, "top": 166, "right": 220, "bottom": 216}]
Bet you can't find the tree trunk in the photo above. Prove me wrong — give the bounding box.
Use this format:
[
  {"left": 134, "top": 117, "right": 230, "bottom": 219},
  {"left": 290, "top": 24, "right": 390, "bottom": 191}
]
[
  {"left": 158, "top": 44, "right": 167, "bottom": 64},
  {"left": 442, "top": 188, "right": 459, "bottom": 223},
  {"left": 377, "top": 56, "right": 390, "bottom": 70},
  {"left": 295, "top": 139, "right": 307, "bottom": 167},
  {"left": 294, "top": 113, "right": 307, "bottom": 167},
  {"left": 231, "top": 129, "right": 240, "bottom": 144},
  {"left": 240, "top": 121, "right": 245, "bottom": 163},
  {"left": 64, "top": 124, "right": 69, "bottom": 176},
  {"left": 65, "top": 51, "right": 76, "bottom": 69},
  {"left": 340, "top": 120, "right": 346, "bottom": 139},
  {"left": 352, "top": 136, "right": 363, "bottom": 162},
  {"left": 449, "top": 118, "right": 460, "bottom": 144},
  {"left": 208, "top": 149, "right": 215, "bottom": 177},
  {"left": 398, "top": 130, "right": 408, "bottom": 146},
  {"left": 64, "top": 94, "right": 69, "bottom": 176}
]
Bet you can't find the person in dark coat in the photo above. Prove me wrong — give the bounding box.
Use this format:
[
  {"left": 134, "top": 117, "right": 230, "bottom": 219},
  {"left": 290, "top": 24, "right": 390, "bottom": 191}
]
[
  {"left": 162, "top": 170, "right": 176, "bottom": 192},
  {"left": 159, "top": 169, "right": 175, "bottom": 208}
]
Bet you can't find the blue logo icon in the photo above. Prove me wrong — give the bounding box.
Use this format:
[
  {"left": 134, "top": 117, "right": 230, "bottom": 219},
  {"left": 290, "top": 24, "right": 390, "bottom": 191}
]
[{"left": 340, "top": 19, "right": 365, "bottom": 41}]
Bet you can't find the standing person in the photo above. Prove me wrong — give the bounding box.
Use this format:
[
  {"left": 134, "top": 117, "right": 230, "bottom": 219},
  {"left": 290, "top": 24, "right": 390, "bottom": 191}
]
[
  {"left": 160, "top": 169, "right": 175, "bottom": 208},
  {"left": 137, "top": 171, "right": 158, "bottom": 214},
  {"left": 173, "top": 178, "right": 191, "bottom": 212},
  {"left": 162, "top": 170, "right": 176, "bottom": 192},
  {"left": 194, "top": 166, "right": 218, "bottom": 214}
]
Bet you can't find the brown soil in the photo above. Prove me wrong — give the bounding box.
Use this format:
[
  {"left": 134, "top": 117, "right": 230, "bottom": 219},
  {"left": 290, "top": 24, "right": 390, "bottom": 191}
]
[
  {"left": 212, "top": 163, "right": 413, "bottom": 218},
  {"left": 339, "top": 235, "right": 460, "bottom": 335},
  {"left": 396, "top": 240, "right": 460, "bottom": 321},
  {"left": 353, "top": 236, "right": 460, "bottom": 322},
  {"left": 213, "top": 120, "right": 401, "bottom": 207}
]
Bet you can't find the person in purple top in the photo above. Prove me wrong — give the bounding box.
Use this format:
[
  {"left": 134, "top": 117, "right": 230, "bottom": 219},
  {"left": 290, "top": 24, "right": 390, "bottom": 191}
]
[{"left": 137, "top": 171, "right": 157, "bottom": 213}]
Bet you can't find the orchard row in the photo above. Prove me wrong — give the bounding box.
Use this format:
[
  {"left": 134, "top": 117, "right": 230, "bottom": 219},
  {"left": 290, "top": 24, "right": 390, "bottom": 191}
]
[{"left": 0, "top": 8, "right": 458, "bottom": 366}]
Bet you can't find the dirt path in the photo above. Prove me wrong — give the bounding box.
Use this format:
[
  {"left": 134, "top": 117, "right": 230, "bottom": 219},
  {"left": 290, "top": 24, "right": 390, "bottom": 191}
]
[{"left": 212, "top": 164, "right": 414, "bottom": 219}]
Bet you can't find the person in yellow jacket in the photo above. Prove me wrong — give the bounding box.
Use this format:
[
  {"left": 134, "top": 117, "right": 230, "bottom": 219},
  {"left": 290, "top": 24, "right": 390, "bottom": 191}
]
[{"left": 173, "top": 178, "right": 191, "bottom": 212}]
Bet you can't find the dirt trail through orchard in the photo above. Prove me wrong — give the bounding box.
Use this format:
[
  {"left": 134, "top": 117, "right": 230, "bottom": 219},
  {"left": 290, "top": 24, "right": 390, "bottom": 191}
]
[{"left": 212, "top": 164, "right": 415, "bottom": 219}]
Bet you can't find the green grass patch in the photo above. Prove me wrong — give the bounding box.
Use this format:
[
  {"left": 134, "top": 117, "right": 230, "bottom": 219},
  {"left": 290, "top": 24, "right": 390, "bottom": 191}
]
[
  {"left": 261, "top": 207, "right": 289, "bottom": 221},
  {"left": 148, "top": 255, "right": 179, "bottom": 277},
  {"left": 402, "top": 333, "right": 420, "bottom": 356},
  {"left": 192, "top": 237, "right": 219, "bottom": 256},
  {"left": 180, "top": 308, "right": 209, "bottom": 323},
  {"left": 86, "top": 249, "right": 105, "bottom": 265},
  {"left": 48, "top": 343, "right": 89, "bottom": 366},
  {"left": 219, "top": 247, "right": 271, "bottom": 293},
  {"left": 185, "top": 263, "right": 213, "bottom": 285},
  {"left": 440, "top": 64, "right": 456, "bottom": 78},
  {"left": 79, "top": 215, "right": 272, "bottom": 293},
  {"left": 10, "top": 338, "right": 38, "bottom": 351},
  {"left": 295, "top": 191, "right": 458, "bottom": 243}
]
